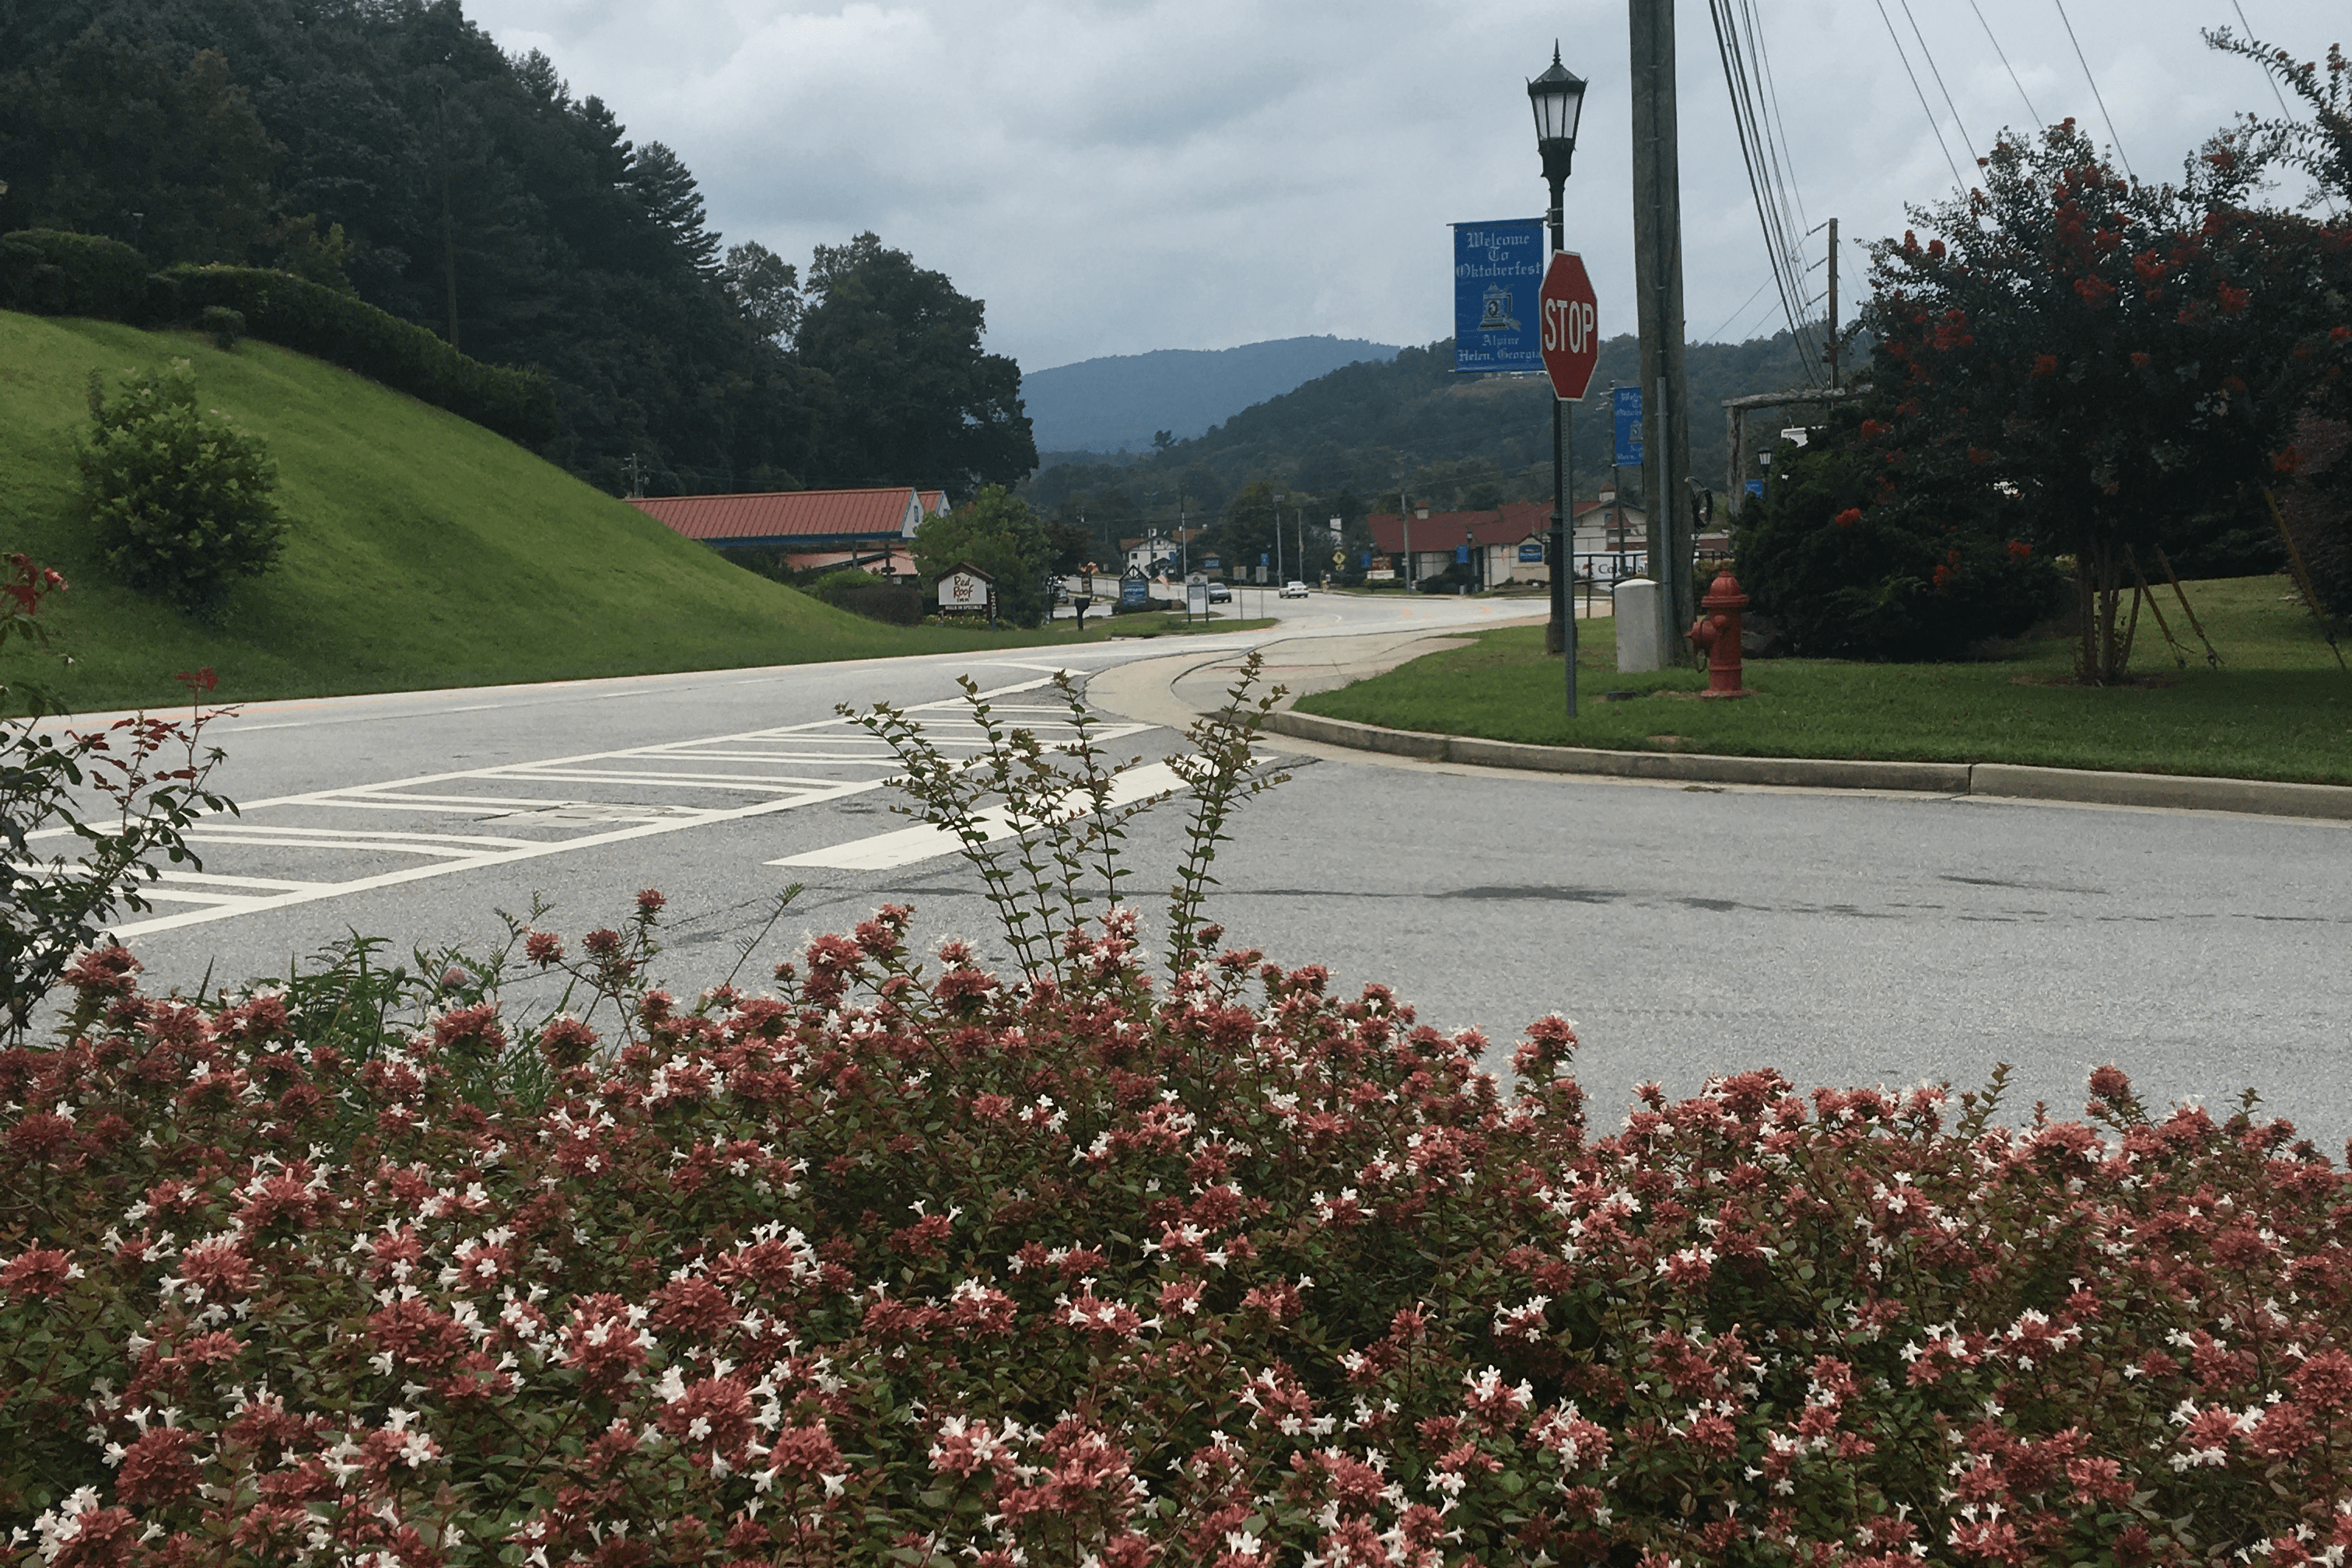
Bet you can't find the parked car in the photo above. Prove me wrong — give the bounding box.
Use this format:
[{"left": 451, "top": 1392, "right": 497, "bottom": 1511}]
[
  {"left": 1279, "top": 579, "right": 1309, "bottom": 599},
  {"left": 1207, "top": 582, "right": 1233, "bottom": 604}
]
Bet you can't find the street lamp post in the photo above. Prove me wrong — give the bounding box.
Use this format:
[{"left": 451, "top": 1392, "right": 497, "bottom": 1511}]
[{"left": 1530, "top": 44, "right": 1588, "bottom": 711}]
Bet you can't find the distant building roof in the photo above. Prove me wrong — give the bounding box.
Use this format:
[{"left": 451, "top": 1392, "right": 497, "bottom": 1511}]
[
  {"left": 918, "top": 490, "right": 949, "bottom": 516},
  {"left": 630, "top": 487, "right": 927, "bottom": 546},
  {"left": 1367, "top": 501, "right": 1550, "bottom": 555},
  {"left": 1573, "top": 498, "right": 1646, "bottom": 523}
]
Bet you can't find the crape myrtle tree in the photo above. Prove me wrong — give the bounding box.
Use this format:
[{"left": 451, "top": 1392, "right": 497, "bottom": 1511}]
[
  {"left": 796, "top": 233, "right": 1037, "bottom": 499},
  {"left": 1861, "top": 118, "right": 2347, "bottom": 683},
  {"left": 2207, "top": 28, "right": 2352, "bottom": 616}
]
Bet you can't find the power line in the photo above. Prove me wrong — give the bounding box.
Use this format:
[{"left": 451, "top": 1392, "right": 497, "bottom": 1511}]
[
  {"left": 2231, "top": 0, "right": 2297, "bottom": 121},
  {"left": 1969, "top": 0, "right": 2042, "bottom": 125},
  {"left": 1900, "top": 0, "right": 1978, "bottom": 162},
  {"left": 1706, "top": 0, "right": 1827, "bottom": 383},
  {"left": 1705, "top": 275, "right": 1775, "bottom": 342},
  {"left": 2227, "top": 1, "right": 2341, "bottom": 216},
  {"left": 2052, "top": 0, "right": 2135, "bottom": 180},
  {"left": 1739, "top": 0, "right": 1811, "bottom": 234},
  {"left": 1872, "top": 0, "right": 1971, "bottom": 193}
]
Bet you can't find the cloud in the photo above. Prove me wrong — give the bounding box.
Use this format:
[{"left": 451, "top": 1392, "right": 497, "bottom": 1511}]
[{"left": 464, "top": 0, "right": 2340, "bottom": 372}]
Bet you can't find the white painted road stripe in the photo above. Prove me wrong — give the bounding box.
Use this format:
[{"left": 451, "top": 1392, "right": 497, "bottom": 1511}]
[{"left": 771, "top": 761, "right": 1185, "bottom": 873}]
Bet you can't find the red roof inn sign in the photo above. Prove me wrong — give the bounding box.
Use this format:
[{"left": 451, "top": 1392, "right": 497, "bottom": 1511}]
[
  {"left": 936, "top": 562, "right": 997, "bottom": 628},
  {"left": 1538, "top": 250, "right": 1601, "bottom": 401}
]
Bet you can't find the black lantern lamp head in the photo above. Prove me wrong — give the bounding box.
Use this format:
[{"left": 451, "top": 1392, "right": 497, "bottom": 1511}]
[{"left": 1528, "top": 43, "right": 1587, "bottom": 187}]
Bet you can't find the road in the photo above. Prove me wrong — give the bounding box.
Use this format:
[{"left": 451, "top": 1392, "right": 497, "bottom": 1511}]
[{"left": 54, "top": 590, "right": 2352, "bottom": 1146}]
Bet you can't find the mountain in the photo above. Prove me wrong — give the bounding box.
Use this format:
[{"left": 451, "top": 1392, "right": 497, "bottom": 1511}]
[
  {"left": 1024, "top": 328, "right": 1833, "bottom": 527},
  {"left": 1021, "top": 335, "right": 1405, "bottom": 454}
]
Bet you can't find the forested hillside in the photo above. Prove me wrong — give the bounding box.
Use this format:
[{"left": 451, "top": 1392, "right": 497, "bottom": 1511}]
[
  {"left": 0, "top": 0, "right": 1033, "bottom": 499},
  {"left": 1024, "top": 328, "right": 1829, "bottom": 552}
]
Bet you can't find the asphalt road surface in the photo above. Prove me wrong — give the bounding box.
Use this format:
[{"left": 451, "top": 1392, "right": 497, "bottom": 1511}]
[{"left": 54, "top": 590, "right": 2352, "bottom": 1148}]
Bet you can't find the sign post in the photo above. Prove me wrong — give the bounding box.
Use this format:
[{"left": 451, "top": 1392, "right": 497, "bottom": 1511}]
[
  {"left": 1185, "top": 570, "right": 1209, "bottom": 622},
  {"left": 1538, "top": 250, "right": 1601, "bottom": 716}
]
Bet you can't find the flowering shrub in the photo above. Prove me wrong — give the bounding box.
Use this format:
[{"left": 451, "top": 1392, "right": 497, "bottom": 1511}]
[
  {"left": 6, "top": 898, "right": 2352, "bottom": 1566},
  {"left": 1, "top": 556, "right": 233, "bottom": 1040},
  {"left": 9, "top": 663, "right": 2351, "bottom": 1567}
]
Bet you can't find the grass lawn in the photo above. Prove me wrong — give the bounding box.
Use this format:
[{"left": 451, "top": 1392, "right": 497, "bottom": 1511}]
[
  {"left": 0, "top": 311, "right": 1227, "bottom": 715},
  {"left": 1297, "top": 577, "right": 2352, "bottom": 784}
]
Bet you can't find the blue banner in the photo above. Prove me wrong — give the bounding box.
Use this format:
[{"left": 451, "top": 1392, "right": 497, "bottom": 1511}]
[
  {"left": 1517, "top": 542, "right": 1545, "bottom": 562},
  {"left": 1612, "top": 386, "right": 1644, "bottom": 466},
  {"left": 1451, "top": 219, "right": 1545, "bottom": 373}
]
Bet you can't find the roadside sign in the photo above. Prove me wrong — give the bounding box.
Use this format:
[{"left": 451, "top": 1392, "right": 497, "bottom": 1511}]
[
  {"left": 1121, "top": 567, "right": 1149, "bottom": 608},
  {"left": 1185, "top": 571, "right": 1209, "bottom": 618},
  {"left": 1612, "top": 386, "right": 1643, "bottom": 466},
  {"left": 1537, "top": 250, "right": 1601, "bottom": 400},
  {"left": 936, "top": 563, "right": 993, "bottom": 611},
  {"left": 1451, "top": 218, "right": 1545, "bottom": 373}
]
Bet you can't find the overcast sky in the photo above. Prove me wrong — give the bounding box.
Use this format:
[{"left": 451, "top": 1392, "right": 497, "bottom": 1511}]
[{"left": 463, "top": 0, "right": 2342, "bottom": 373}]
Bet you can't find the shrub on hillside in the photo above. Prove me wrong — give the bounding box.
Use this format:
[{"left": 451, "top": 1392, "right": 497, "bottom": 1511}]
[
  {"left": 77, "top": 359, "right": 290, "bottom": 619},
  {"left": 156, "top": 266, "right": 558, "bottom": 448},
  {"left": 0, "top": 228, "right": 149, "bottom": 320},
  {"left": 6, "top": 668, "right": 2352, "bottom": 1566},
  {"left": 1737, "top": 409, "right": 2067, "bottom": 660}
]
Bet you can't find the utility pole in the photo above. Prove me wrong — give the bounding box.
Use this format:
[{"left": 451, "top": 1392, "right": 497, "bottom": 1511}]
[
  {"left": 1629, "top": 0, "right": 1695, "bottom": 649},
  {"left": 1272, "top": 492, "right": 1285, "bottom": 585},
  {"left": 1399, "top": 486, "right": 1412, "bottom": 590},
  {"left": 1825, "top": 216, "right": 1840, "bottom": 388}
]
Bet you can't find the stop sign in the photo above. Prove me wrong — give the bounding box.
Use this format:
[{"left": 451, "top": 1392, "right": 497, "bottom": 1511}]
[{"left": 1538, "top": 250, "right": 1601, "bottom": 401}]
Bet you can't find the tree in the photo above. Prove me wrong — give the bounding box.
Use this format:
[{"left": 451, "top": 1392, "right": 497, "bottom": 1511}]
[
  {"left": 796, "top": 233, "right": 1036, "bottom": 496},
  {"left": 912, "top": 486, "right": 1054, "bottom": 625},
  {"left": 1734, "top": 408, "right": 2065, "bottom": 660},
  {"left": 2206, "top": 29, "right": 2352, "bottom": 620},
  {"left": 0, "top": 36, "right": 278, "bottom": 261},
  {"left": 77, "top": 360, "right": 290, "bottom": 620},
  {"left": 1208, "top": 481, "right": 1286, "bottom": 579},
  {"left": 1863, "top": 120, "right": 2340, "bottom": 681},
  {"left": 723, "top": 240, "right": 800, "bottom": 343}
]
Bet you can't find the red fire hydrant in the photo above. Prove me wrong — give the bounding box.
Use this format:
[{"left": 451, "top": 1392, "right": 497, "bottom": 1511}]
[{"left": 1686, "top": 568, "right": 1752, "bottom": 699}]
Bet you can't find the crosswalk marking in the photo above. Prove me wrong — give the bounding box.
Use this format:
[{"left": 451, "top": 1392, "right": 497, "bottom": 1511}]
[{"left": 48, "top": 674, "right": 1157, "bottom": 940}]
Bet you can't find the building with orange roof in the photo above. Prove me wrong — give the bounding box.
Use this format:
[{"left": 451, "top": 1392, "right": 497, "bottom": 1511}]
[{"left": 628, "top": 487, "right": 950, "bottom": 576}]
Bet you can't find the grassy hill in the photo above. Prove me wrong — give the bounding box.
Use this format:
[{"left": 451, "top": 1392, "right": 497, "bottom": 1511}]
[{"left": 0, "top": 310, "right": 1009, "bottom": 714}]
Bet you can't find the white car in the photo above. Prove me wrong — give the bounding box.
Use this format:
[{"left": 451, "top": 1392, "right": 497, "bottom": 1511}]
[{"left": 1279, "top": 579, "right": 1309, "bottom": 599}]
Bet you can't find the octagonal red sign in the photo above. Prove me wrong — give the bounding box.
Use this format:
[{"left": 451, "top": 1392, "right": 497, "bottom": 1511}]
[{"left": 1538, "top": 250, "right": 1601, "bottom": 401}]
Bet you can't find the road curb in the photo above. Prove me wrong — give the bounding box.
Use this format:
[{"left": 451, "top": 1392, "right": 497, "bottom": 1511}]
[{"left": 1262, "top": 710, "right": 2352, "bottom": 821}]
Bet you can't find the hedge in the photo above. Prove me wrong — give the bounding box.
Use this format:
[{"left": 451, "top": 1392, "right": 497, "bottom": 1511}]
[
  {"left": 155, "top": 265, "right": 557, "bottom": 447},
  {"left": 0, "top": 229, "right": 151, "bottom": 321},
  {"left": 0, "top": 229, "right": 556, "bottom": 449}
]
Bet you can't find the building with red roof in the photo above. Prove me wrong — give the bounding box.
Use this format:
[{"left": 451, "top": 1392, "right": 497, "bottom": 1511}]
[
  {"left": 1366, "top": 502, "right": 1550, "bottom": 589},
  {"left": 628, "top": 487, "right": 950, "bottom": 576}
]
